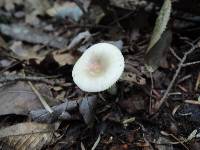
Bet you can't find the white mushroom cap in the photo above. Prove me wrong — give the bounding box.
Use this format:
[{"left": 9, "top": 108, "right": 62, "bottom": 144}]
[{"left": 72, "top": 43, "right": 124, "bottom": 92}]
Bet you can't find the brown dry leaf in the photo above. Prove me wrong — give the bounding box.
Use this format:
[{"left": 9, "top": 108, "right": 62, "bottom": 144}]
[
  {"left": 0, "top": 81, "right": 56, "bottom": 116},
  {"left": 53, "top": 51, "right": 77, "bottom": 66},
  {"left": 10, "top": 41, "right": 45, "bottom": 62},
  {"left": 119, "top": 93, "right": 146, "bottom": 114},
  {"left": 120, "top": 72, "right": 146, "bottom": 85},
  {"left": 0, "top": 122, "right": 56, "bottom": 150}
]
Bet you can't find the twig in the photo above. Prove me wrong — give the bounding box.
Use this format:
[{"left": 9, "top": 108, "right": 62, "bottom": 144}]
[
  {"left": 195, "top": 72, "right": 200, "bottom": 90},
  {"left": 184, "top": 100, "right": 200, "bottom": 105},
  {"left": 155, "top": 43, "right": 199, "bottom": 110},
  {"left": 122, "top": 117, "right": 136, "bottom": 125},
  {"left": 91, "top": 134, "right": 101, "bottom": 150},
  {"left": 182, "top": 60, "right": 200, "bottom": 67},
  {"left": 161, "top": 131, "right": 189, "bottom": 150},
  {"left": 149, "top": 72, "right": 154, "bottom": 114},
  {"left": 170, "top": 48, "right": 181, "bottom": 61},
  {"left": 28, "top": 81, "right": 53, "bottom": 113},
  {"left": 0, "top": 75, "right": 72, "bottom": 88},
  {"left": 177, "top": 74, "right": 191, "bottom": 83},
  {"left": 80, "top": 142, "right": 86, "bottom": 150}
]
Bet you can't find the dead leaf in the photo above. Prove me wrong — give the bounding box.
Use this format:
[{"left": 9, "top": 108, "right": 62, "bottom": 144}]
[
  {"left": 30, "top": 96, "right": 97, "bottom": 124},
  {"left": 67, "top": 31, "right": 91, "bottom": 50},
  {"left": 120, "top": 72, "right": 146, "bottom": 85},
  {"left": 0, "top": 81, "right": 56, "bottom": 116},
  {"left": 79, "top": 96, "right": 97, "bottom": 124},
  {"left": 25, "top": 0, "right": 50, "bottom": 15},
  {"left": 53, "top": 51, "right": 77, "bottom": 66},
  {"left": 0, "top": 0, "right": 23, "bottom": 11},
  {"left": 0, "top": 24, "right": 68, "bottom": 49},
  {"left": 30, "top": 99, "right": 79, "bottom": 123},
  {"left": 147, "top": 0, "right": 171, "bottom": 52},
  {"left": 47, "top": 1, "right": 83, "bottom": 22},
  {"left": 10, "top": 41, "right": 44, "bottom": 61},
  {"left": 145, "top": 30, "right": 172, "bottom": 72},
  {"left": 25, "top": 0, "right": 51, "bottom": 25},
  {"left": 0, "top": 122, "right": 56, "bottom": 150},
  {"left": 119, "top": 93, "right": 146, "bottom": 114}
]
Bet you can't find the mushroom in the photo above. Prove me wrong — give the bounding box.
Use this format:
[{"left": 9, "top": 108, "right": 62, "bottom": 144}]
[{"left": 72, "top": 42, "right": 125, "bottom": 92}]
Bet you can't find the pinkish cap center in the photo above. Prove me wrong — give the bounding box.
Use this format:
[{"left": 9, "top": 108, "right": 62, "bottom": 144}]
[{"left": 87, "top": 60, "right": 103, "bottom": 76}]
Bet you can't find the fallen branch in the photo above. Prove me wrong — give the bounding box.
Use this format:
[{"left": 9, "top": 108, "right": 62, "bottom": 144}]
[{"left": 155, "top": 42, "right": 200, "bottom": 111}]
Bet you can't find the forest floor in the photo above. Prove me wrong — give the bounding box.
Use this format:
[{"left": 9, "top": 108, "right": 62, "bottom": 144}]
[{"left": 0, "top": 0, "right": 200, "bottom": 150}]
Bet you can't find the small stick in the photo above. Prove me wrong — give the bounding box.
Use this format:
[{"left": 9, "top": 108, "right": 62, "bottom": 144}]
[
  {"left": 91, "top": 134, "right": 101, "bottom": 150},
  {"left": 28, "top": 81, "right": 53, "bottom": 113},
  {"left": 182, "top": 60, "right": 200, "bottom": 67},
  {"left": 149, "top": 72, "right": 154, "bottom": 113},
  {"left": 161, "top": 131, "right": 189, "bottom": 150},
  {"left": 184, "top": 100, "right": 200, "bottom": 105},
  {"left": 177, "top": 74, "right": 191, "bottom": 83},
  {"left": 195, "top": 72, "right": 200, "bottom": 91},
  {"left": 170, "top": 48, "right": 181, "bottom": 61}
]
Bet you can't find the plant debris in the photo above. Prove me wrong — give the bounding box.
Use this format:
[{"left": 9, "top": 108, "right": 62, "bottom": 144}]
[
  {"left": 0, "top": 0, "right": 200, "bottom": 149},
  {"left": 0, "top": 122, "right": 56, "bottom": 149}
]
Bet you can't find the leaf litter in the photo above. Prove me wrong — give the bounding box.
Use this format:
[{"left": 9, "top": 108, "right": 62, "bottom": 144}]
[
  {"left": 0, "top": 122, "right": 57, "bottom": 150},
  {"left": 0, "top": 0, "right": 200, "bottom": 149}
]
